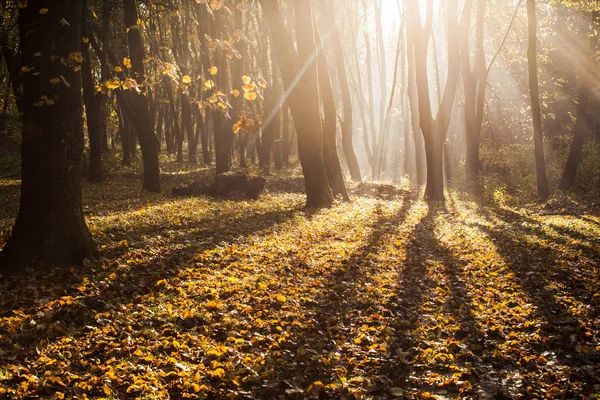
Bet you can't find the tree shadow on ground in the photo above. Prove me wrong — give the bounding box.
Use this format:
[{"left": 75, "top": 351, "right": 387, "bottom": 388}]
[
  {"left": 249, "top": 195, "right": 418, "bottom": 398},
  {"left": 378, "top": 202, "right": 495, "bottom": 398},
  {"left": 0, "top": 198, "right": 305, "bottom": 366},
  {"left": 467, "top": 206, "right": 599, "bottom": 396},
  {"left": 479, "top": 205, "right": 599, "bottom": 308}
]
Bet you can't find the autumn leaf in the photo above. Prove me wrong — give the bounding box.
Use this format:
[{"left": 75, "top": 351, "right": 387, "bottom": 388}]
[{"left": 244, "top": 92, "right": 257, "bottom": 101}]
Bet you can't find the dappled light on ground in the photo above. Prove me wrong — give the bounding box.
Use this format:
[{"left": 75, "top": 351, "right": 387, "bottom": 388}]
[{"left": 0, "top": 177, "right": 598, "bottom": 399}]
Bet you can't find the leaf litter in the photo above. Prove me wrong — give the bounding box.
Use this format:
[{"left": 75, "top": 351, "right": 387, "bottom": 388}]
[{"left": 0, "top": 173, "right": 599, "bottom": 399}]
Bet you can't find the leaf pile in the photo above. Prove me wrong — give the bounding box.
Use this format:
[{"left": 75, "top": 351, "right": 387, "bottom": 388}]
[{"left": 0, "top": 173, "right": 599, "bottom": 399}]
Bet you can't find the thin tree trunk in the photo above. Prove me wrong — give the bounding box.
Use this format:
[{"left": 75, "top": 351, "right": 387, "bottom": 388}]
[
  {"left": 324, "top": 0, "right": 362, "bottom": 182},
  {"left": 123, "top": 0, "right": 161, "bottom": 192},
  {"left": 527, "top": 0, "right": 550, "bottom": 199},
  {"left": 82, "top": 0, "right": 103, "bottom": 181}
]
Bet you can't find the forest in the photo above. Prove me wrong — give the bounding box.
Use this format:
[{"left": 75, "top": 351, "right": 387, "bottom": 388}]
[{"left": 0, "top": 0, "right": 599, "bottom": 398}]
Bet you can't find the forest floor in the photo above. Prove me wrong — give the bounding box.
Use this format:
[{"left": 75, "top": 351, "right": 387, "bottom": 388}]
[{"left": 0, "top": 162, "right": 599, "bottom": 399}]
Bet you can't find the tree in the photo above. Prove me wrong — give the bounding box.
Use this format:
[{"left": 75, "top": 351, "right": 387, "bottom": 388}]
[
  {"left": 526, "top": 0, "right": 550, "bottom": 199},
  {"left": 122, "top": 0, "right": 161, "bottom": 192},
  {"left": 322, "top": 0, "right": 362, "bottom": 183},
  {"left": 462, "top": 0, "right": 487, "bottom": 184},
  {"left": 408, "top": 0, "right": 471, "bottom": 201},
  {"left": 0, "top": 0, "right": 95, "bottom": 275},
  {"left": 259, "top": 0, "right": 333, "bottom": 208},
  {"left": 559, "top": 10, "right": 600, "bottom": 191},
  {"left": 315, "top": 17, "right": 350, "bottom": 201},
  {"left": 81, "top": 0, "right": 103, "bottom": 181}
]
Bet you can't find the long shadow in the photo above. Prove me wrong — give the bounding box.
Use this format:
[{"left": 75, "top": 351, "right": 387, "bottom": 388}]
[
  {"left": 246, "top": 195, "right": 418, "bottom": 398},
  {"left": 472, "top": 215, "right": 600, "bottom": 379},
  {"left": 377, "top": 203, "right": 496, "bottom": 398},
  {"left": 581, "top": 215, "right": 600, "bottom": 227},
  {"left": 479, "top": 206, "right": 600, "bottom": 307},
  {"left": 0, "top": 200, "right": 305, "bottom": 370}
]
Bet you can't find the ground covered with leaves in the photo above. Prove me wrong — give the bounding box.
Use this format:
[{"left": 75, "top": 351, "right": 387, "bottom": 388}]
[{"left": 0, "top": 168, "right": 599, "bottom": 399}]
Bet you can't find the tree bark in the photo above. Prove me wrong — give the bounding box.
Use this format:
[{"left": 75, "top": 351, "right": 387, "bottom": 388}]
[
  {"left": 0, "top": 0, "right": 95, "bottom": 275},
  {"left": 81, "top": 0, "right": 103, "bottom": 181},
  {"left": 324, "top": 0, "right": 362, "bottom": 182},
  {"left": 406, "top": 28, "right": 426, "bottom": 186},
  {"left": 527, "top": 0, "right": 550, "bottom": 199},
  {"left": 315, "top": 17, "right": 350, "bottom": 201},
  {"left": 409, "top": 0, "right": 471, "bottom": 201},
  {"left": 559, "top": 10, "right": 600, "bottom": 191},
  {"left": 123, "top": 0, "right": 161, "bottom": 192},
  {"left": 259, "top": 0, "right": 333, "bottom": 208}
]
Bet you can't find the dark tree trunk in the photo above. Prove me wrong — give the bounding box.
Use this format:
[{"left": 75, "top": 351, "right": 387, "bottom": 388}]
[
  {"left": 233, "top": 4, "right": 248, "bottom": 169},
  {"left": 527, "top": 0, "right": 550, "bottom": 199},
  {"left": 2, "top": 46, "right": 25, "bottom": 114},
  {"left": 163, "top": 77, "right": 183, "bottom": 161},
  {"left": 100, "top": 0, "right": 111, "bottom": 153},
  {"left": 260, "top": 0, "right": 333, "bottom": 208},
  {"left": 81, "top": 0, "right": 103, "bottom": 181},
  {"left": 99, "top": 95, "right": 110, "bottom": 152},
  {"left": 118, "top": 96, "right": 132, "bottom": 165},
  {"left": 559, "top": 10, "right": 600, "bottom": 191},
  {"left": 181, "top": 93, "right": 197, "bottom": 164},
  {"left": 257, "top": 21, "right": 278, "bottom": 174},
  {"left": 209, "top": 11, "right": 234, "bottom": 175},
  {"left": 156, "top": 102, "right": 164, "bottom": 153},
  {"left": 123, "top": 0, "right": 161, "bottom": 192},
  {"left": 315, "top": 18, "right": 350, "bottom": 201},
  {"left": 201, "top": 111, "right": 211, "bottom": 165},
  {"left": 0, "top": 0, "right": 95, "bottom": 275}
]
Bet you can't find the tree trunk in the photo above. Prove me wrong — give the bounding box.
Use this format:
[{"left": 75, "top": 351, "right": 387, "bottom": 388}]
[
  {"left": 181, "top": 93, "right": 197, "bottom": 164},
  {"left": 163, "top": 76, "right": 183, "bottom": 161},
  {"left": 324, "top": 0, "right": 362, "bottom": 182},
  {"left": 259, "top": 0, "right": 333, "bottom": 208},
  {"left": 257, "top": 13, "right": 277, "bottom": 174},
  {"left": 409, "top": 0, "right": 470, "bottom": 201},
  {"left": 282, "top": 104, "right": 290, "bottom": 167},
  {"left": 406, "top": 30, "right": 426, "bottom": 186},
  {"left": 559, "top": 10, "right": 600, "bottom": 191},
  {"left": 424, "top": 133, "right": 445, "bottom": 201},
  {"left": 463, "top": 0, "right": 487, "bottom": 185},
  {"left": 156, "top": 102, "right": 164, "bottom": 153},
  {"left": 315, "top": 17, "right": 350, "bottom": 201},
  {"left": 123, "top": 0, "right": 161, "bottom": 192},
  {"left": 0, "top": 0, "right": 95, "bottom": 275},
  {"left": 81, "top": 0, "right": 103, "bottom": 181},
  {"left": 209, "top": 11, "right": 234, "bottom": 175},
  {"left": 118, "top": 96, "right": 132, "bottom": 165},
  {"left": 201, "top": 111, "right": 212, "bottom": 165},
  {"left": 527, "top": 0, "right": 550, "bottom": 199}
]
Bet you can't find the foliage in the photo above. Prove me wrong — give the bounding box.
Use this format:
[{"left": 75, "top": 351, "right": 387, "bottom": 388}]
[{"left": 0, "top": 171, "right": 599, "bottom": 398}]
